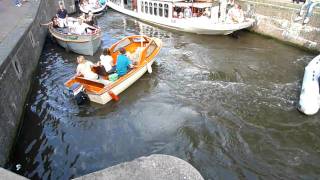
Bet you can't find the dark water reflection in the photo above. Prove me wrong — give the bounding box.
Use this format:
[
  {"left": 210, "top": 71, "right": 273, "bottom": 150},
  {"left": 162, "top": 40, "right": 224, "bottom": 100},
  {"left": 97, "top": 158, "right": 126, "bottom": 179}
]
[{"left": 7, "top": 10, "right": 320, "bottom": 179}]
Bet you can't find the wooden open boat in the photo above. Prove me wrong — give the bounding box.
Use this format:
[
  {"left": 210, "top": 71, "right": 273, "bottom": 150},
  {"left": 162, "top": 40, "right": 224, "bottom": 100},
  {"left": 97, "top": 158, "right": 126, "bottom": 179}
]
[
  {"left": 80, "top": 3, "right": 108, "bottom": 14},
  {"left": 48, "top": 24, "right": 102, "bottom": 56},
  {"left": 65, "top": 35, "right": 162, "bottom": 104}
]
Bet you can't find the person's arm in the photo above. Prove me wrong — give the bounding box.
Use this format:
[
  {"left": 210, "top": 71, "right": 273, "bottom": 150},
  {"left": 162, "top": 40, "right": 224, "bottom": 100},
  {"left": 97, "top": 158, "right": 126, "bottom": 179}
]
[
  {"left": 40, "top": 21, "right": 53, "bottom": 26},
  {"left": 76, "top": 66, "right": 82, "bottom": 76},
  {"left": 127, "top": 57, "right": 134, "bottom": 68}
]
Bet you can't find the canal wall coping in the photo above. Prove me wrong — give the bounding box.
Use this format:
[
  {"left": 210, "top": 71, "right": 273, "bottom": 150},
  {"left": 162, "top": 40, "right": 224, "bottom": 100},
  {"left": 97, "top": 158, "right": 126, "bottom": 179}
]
[
  {"left": 0, "top": 0, "right": 57, "bottom": 166},
  {"left": 73, "top": 154, "right": 204, "bottom": 180},
  {"left": 240, "top": 0, "right": 320, "bottom": 52},
  {"left": 0, "top": 167, "right": 28, "bottom": 180},
  {"left": 0, "top": 0, "right": 75, "bottom": 167}
]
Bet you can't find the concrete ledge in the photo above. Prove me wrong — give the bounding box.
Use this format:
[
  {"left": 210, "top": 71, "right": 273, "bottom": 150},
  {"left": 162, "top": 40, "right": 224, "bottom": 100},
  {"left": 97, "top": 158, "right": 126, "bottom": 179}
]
[
  {"left": 240, "top": 0, "right": 320, "bottom": 52},
  {"left": 73, "top": 154, "right": 204, "bottom": 180},
  {"left": 0, "top": 168, "right": 28, "bottom": 180}
]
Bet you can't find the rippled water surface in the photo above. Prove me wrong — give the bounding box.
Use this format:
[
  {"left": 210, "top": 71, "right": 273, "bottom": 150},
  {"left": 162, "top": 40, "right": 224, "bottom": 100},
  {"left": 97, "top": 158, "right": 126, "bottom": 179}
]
[{"left": 7, "top": 11, "right": 320, "bottom": 179}]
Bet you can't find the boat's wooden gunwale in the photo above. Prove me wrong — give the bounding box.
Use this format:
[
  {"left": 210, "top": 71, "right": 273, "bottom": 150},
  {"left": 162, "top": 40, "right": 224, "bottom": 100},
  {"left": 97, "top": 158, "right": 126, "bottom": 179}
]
[{"left": 49, "top": 25, "right": 102, "bottom": 43}]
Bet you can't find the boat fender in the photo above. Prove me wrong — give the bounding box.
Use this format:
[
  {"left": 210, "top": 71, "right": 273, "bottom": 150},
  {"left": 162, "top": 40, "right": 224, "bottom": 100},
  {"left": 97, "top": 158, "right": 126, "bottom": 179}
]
[
  {"left": 298, "top": 55, "right": 320, "bottom": 115},
  {"left": 147, "top": 63, "right": 152, "bottom": 73},
  {"left": 108, "top": 91, "right": 119, "bottom": 101}
]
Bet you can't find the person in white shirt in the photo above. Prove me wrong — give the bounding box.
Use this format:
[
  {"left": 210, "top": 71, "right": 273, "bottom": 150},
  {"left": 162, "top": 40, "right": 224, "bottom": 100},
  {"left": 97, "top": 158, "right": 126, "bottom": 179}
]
[
  {"left": 69, "top": 19, "right": 97, "bottom": 35},
  {"left": 219, "top": 0, "right": 228, "bottom": 22},
  {"left": 226, "top": 4, "right": 244, "bottom": 23},
  {"left": 184, "top": 6, "right": 192, "bottom": 18},
  {"left": 74, "top": 19, "right": 88, "bottom": 35},
  {"left": 95, "top": 48, "right": 116, "bottom": 76},
  {"left": 76, "top": 56, "right": 99, "bottom": 80}
]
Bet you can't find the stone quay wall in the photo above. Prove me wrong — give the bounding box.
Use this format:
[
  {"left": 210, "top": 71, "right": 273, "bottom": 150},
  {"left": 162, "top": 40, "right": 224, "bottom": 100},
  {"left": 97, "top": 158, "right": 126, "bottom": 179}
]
[
  {"left": 240, "top": 0, "right": 320, "bottom": 52},
  {"left": 0, "top": 0, "right": 75, "bottom": 166}
]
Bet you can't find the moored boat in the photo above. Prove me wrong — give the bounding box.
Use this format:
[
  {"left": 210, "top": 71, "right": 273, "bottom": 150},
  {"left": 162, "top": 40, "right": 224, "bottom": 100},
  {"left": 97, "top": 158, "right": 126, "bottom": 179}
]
[
  {"left": 65, "top": 35, "right": 162, "bottom": 104},
  {"left": 80, "top": 2, "right": 108, "bottom": 14},
  {"left": 298, "top": 55, "right": 320, "bottom": 115},
  {"left": 48, "top": 21, "right": 102, "bottom": 56},
  {"left": 106, "top": 0, "right": 255, "bottom": 35}
]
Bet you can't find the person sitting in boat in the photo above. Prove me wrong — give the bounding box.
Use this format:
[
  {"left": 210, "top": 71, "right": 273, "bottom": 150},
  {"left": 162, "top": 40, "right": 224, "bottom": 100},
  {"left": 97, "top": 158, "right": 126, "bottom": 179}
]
[
  {"left": 79, "top": 13, "right": 86, "bottom": 21},
  {"left": 116, "top": 48, "right": 134, "bottom": 77},
  {"left": 210, "top": 6, "right": 220, "bottom": 23},
  {"left": 226, "top": 4, "right": 244, "bottom": 23},
  {"left": 184, "top": 6, "right": 192, "bottom": 18},
  {"left": 202, "top": 8, "right": 211, "bottom": 18},
  {"left": 99, "top": 0, "right": 106, "bottom": 6},
  {"left": 173, "top": 10, "right": 178, "bottom": 18},
  {"left": 95, "top": 48, "right": 116, "bottom": 76},
  {"left": 41, "top": 17, "right": 62, "bottom": 29},
  {"left": 56, "top": 2, "right": 68, "bottom": 27},
  {"left": 76, "top": 56, "right": 99, "bottom": 80},
  {"left": 84, "top": 11, "right": 97, "bottom": 26},
  {"left": 80, "top": 0, "right": 89, "bottom": 7},
  {"left": 89, "top": 0, "right": 100, "bottom": 8},
  {"left": 40, "top": 17, "right": 69, "bottom": 33},
  {"left": 71, "top": 19, "right": 97, "bottom": 35},
  {"left": 178, "top": 11, "right": 184, "bottom": 19}
]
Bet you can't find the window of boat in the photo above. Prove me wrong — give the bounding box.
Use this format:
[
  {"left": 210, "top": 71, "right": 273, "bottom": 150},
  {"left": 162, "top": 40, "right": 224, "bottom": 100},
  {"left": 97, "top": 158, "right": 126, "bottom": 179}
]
[
  {"left": 154, "top": 3, "right": 157, "bottom": 16},
  {"left": 141, "top": 1, "right": 144, "bottom": 13},
  {"left": 149, "top": 2, "right": 153, "bottom": 15},
  {"left": 164, "top": 4, "right": 169, "bottom": 18},
  {"left": 159, "top": 3, "right": 163, "bottom": 17},
  {"left": 145, "top": 2, "right": 148, "bottom": 13},
  {"left": 146, "top": 41, "right": 157, "bottom": 58},
  {"left": 113, "top": 38, "right": 131, "bottom": 52},
  {"left": 132, "top": 37, "right": 147, "bottom": 43}
]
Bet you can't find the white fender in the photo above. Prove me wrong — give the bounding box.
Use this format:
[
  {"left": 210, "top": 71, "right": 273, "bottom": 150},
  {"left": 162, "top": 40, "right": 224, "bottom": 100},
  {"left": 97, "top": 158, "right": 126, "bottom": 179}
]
[
  {"left": 147, "top": 62, "right": 152, "bottom": 73},
  {"left": 298, "top": 55, "right": 320, "bottom": 115}
]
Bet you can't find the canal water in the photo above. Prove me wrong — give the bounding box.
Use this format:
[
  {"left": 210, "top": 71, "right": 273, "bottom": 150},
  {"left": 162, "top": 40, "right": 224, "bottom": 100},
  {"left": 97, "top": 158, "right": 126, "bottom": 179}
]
[{"left": 7, "top": 10, "right": 320, "bottom": 179}]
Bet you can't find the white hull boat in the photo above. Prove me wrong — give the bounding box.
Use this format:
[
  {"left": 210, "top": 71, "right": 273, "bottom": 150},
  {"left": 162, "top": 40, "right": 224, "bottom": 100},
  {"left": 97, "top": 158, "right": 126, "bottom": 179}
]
[
  {"left": 106, "top": 0, "right": 255, "bottom": 35},
  {"left": 80, "top": 3, "right": 108, "bottom": 14},
  {"left": 298, "top": 55, "right": 320, "bottom": 115},
  {"left": 49, "top": 25, "right": 102, "bottom": 56}
]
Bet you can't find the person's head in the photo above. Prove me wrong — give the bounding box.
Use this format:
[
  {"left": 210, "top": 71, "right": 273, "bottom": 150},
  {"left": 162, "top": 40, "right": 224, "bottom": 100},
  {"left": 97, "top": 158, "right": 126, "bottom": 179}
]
[
  {"left": 88, "top": 10, "right": 93, "bottom": 16},
  {"left": 103, "top": 48, "right": 111, "bottom": 56},
  {"left": 59, "top": 2, "right": 64, "bottom": 9},
  {"left": 52, "top": 17, "right": 58, "bottom": 22},
  {"left": 119, "top": 47, "right": 126, "bottom": 54},
  {"left": 77, "top": 56, "right": 85, "bottom": 64}
]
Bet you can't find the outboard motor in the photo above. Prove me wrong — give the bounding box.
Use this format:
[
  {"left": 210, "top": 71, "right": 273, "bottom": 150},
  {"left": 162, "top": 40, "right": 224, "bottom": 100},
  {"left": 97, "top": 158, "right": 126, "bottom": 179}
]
[
  {"left": 69, "top": 83, "right": 89, "bottom": 105},
  {"left": 298, "top": 55, "right": 320, "bottom": 115}
]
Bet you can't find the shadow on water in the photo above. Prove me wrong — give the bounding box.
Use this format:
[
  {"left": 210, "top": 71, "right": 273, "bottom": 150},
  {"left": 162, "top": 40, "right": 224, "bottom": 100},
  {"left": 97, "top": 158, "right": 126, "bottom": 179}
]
[{"left": 6, "top": 10, "right": 320, "bottom": 180}]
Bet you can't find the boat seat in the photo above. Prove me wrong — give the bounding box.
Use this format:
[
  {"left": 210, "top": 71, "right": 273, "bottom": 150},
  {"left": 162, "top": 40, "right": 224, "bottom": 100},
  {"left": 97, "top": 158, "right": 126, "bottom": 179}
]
[
  {"left": 127, "top": 47, "right": 145, "bottom": 65},
  {"left": 75, "top": 76, "right": 110, "bottom": 86}
]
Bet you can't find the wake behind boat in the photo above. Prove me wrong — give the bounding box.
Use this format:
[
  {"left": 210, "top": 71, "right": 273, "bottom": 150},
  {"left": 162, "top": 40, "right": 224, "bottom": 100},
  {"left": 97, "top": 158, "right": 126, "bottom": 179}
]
[
  {"left": 106, "top": 0, "right": 255, "bottom": 35},
  {"left": 65, "top": 35, "right": 162, "bottom": 104}
]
